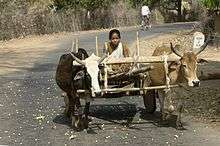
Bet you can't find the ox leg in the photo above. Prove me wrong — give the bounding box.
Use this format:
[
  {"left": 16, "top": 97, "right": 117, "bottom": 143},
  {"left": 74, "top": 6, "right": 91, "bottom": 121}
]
[
  {"left": 73, "top": 97, "right": 84, "bottom": 130},
  {"left": 67, "top": 92, "right": 77, "bottom": 128},
  {"left": 82, "top": 101, "right": 90, "bottom": 129},
  {"left": 158, "top": 91, "right": 167, "bottom": 123},
  {"left": 67, "top": 91, "right": 83, "bottom": 130},
  {"left": 174, "top": 89, "right": 185, "bottom": 130},
  {"left": 159, "top": 90, "right": 174, "bottom": 125},
  {"left": 176, "top": 100, "right": 184, "bottom": 130},
  {"left": 63, "top": 93, "right": 70, "bottom": 118}
]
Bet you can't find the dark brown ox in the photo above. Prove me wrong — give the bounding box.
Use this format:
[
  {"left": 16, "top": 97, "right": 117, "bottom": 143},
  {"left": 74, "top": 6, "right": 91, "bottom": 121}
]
[
  {"left": 56, "top": 48, "right": 106, "bottom": 130},
  {"left": 148, "top": 38, "right": 210, "bottom": 130},
  {"left": 55, "top": 48, "right": 89, "bottom": 130}
]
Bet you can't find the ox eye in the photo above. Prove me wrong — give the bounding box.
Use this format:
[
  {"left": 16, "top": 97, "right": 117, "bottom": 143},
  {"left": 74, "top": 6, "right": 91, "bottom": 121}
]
[{"left": 182, "top": 64, "right": 187, "bottom": 68}]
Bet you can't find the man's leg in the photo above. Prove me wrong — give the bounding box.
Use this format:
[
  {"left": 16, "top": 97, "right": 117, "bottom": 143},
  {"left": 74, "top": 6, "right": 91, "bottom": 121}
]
[
  {"left": 141, "top": 15, "right": 145, "bottom": 27},
  {"left": 146, "top": 15, "right": 151, "bottom": 28}
]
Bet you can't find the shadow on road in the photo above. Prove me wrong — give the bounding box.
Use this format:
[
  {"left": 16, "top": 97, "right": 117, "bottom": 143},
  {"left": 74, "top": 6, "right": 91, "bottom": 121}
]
[
  {"left": 53, "top": 114, "right": 71, "bottom": 127},
  {"left": 139, "top": 108, "right": 187, "bottom": 130},
  {"left": 53, "top": 103, "right": 188, "bottom": 130},
  {"left": 53, "top": 103, "right": 137, "bottom": 128}
]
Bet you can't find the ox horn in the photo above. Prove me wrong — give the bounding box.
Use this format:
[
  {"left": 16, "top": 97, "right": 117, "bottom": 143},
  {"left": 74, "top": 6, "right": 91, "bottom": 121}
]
[
  {"left": 69, "top": 52, "right": 85, "bottom": 65},
  {"left": 195, "top": 36, "right": 211, "bottom": 55},
  {"left": 98, "top": 54, "right": 107, "bottom": 64},
  {"left": 170, "top": 42, "right": 183, "bottom": 57}
]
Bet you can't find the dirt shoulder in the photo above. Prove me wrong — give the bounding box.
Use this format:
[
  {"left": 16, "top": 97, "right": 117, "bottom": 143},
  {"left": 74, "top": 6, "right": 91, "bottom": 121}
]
[{"left": 129, "top": 30, "right": 220, "bottom": 61}]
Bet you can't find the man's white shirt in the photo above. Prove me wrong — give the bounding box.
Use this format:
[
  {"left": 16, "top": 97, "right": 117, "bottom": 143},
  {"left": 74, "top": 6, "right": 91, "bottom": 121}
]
[{"left": 141, "top": 5, "right": 150, "bottom": 16}]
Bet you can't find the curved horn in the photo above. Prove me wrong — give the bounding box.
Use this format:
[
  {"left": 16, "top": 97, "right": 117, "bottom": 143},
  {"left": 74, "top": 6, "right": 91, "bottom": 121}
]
[
  {"left": 98, "top": 54, "right": 107, "bottom": 64},
  {"left": 69, "top": 52, "right": 85, "bottom": 65},
  {"left": 195, "top": 36, "right": 211, "bottom": 55},
  {"left": 170, "top": 42, "right": 183, "bottom": 57}
]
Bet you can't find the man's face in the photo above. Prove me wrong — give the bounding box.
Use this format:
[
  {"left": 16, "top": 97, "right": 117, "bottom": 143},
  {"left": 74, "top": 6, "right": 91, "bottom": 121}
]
[{"left": 110, "top": 33, "right": 120, "bottom": 47}]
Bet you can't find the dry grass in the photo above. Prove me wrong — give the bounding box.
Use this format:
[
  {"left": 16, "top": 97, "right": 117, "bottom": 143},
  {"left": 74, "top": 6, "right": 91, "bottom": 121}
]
[{"left": 0, "top": 1, "right": 140, "bottom": 40}]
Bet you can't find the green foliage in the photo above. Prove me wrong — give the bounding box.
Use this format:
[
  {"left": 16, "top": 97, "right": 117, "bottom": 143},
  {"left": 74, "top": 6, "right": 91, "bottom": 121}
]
[
  {"left": 79, "top": 0, "right": 117, "bottom": 11},
  {"left": 127, "top": 0, "right": 157, "bottom": 8},
  {"left": 201, "top": 0, "right": 220, "bottom": 10},
  {"left": 52, "top": 0, "right": 117, "bottom": 11}
]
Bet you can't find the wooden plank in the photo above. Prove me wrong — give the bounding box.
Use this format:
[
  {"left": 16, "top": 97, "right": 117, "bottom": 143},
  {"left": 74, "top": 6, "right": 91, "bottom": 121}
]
[
  {"left": 72, "top": 56, "right": 180, "bottom": 66},
  {"left": 136, "top": 31, "right": 140, "bottom": 57},
  {"left": 105, "top": 56, "right": 179, "bottom": 64},
  {"left": 136, "top": 31, "right": 140, "bottom": 68},
  {"left": 77, "top": 85, "right": 179, "bottom": 93},
  {"left": 75, "top": 38, "right": 79, "bottom": 52},
  {"left": 104, "top": 42, "right": 108, "bottom": 90},
  {"left": 96, "top": 36, "right": 99, "bottom": 56},
  {"left": 71, "top": 41, "right": 75, "bottom": 52}
]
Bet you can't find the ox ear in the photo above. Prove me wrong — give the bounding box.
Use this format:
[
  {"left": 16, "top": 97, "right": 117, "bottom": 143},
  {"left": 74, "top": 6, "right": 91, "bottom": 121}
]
[
  {"left": 170, "top": 42, "right": 183, "bottom": 57},
  {"left": 73, "top": 71, "right": 85, "bottom": 81},
  {"left": 169, "top": 61, "right": 181, "bottom": 71},
  {"left": 197, "top": 58, "right": 208, "bottom": 64}
]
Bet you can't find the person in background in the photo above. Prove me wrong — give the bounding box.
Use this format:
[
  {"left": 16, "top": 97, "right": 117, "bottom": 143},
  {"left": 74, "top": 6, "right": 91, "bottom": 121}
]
[{"left": 141, "top": 5, "right": 151, "bottom": 29}]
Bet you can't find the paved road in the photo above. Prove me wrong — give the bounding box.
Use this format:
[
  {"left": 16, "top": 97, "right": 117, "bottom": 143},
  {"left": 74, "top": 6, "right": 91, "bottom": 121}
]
[
  {"left": 1, "top": 23, "right": 220, "bottom": 146},
  {"left": 69, "top": 22, "right": 195, "bottom": 54}
]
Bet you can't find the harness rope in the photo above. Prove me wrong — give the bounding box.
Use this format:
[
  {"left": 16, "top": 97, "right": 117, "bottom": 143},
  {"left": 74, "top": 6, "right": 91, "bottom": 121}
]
[{"left": 162, "top": 55, "right": 171, "bottom": 92}]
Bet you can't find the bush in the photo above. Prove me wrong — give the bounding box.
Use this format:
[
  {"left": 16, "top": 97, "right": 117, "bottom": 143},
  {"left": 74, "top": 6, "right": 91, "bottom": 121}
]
[{"left": 0, "top": 0, "right": 140, "bottom": 40}]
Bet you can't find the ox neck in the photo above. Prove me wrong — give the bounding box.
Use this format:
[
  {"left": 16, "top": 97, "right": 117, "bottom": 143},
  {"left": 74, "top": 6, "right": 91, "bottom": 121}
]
[
  {"left": 168, "top": 65, "right": 186, "bottom": 84},
  {"left": 176, "top": 66, "right": 186, "bottom": 83}
]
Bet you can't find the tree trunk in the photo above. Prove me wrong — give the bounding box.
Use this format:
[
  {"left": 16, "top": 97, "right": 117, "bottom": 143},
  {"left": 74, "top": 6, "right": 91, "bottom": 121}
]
[{"left": 177, "top": 0, "right": 182, "bottom": 22}]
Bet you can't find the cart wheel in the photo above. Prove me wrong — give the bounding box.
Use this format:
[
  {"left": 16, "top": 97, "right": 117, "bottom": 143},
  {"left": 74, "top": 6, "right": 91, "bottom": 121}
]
[{"left": 143, "top": 89, "right": 156, "bottom": 114}]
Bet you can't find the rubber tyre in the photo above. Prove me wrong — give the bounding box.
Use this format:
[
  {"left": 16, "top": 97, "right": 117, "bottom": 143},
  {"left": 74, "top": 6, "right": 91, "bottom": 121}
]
[{"left": 143, "top": 89, "right": 156, "bottom": 114}]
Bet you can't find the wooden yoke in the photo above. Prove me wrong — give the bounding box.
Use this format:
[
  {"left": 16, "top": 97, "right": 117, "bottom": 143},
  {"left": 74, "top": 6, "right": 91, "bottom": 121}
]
[
  {"left": 104, "top": 42, "right": 108, "bottom": 91},
  {"left": 96, "top": 36, "right": 99, "bottom": 56},
  {"left": 136, "top": 31, "right": 140, "bottom": 68},
  {"left": 75, "top": 38, "right": 79, "bottom": 52},
  {"left": 71, "top": 41, "right": 75, "bottom": 52}
]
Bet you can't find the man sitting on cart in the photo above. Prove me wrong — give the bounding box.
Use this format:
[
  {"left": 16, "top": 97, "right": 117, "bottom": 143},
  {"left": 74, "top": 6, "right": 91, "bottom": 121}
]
[{"left": 104, "top": 29, "right": 131, "bottom": 74}]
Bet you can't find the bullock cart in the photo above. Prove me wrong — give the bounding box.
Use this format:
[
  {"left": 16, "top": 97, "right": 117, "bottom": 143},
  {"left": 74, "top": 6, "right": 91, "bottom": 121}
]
[
  {"left": 72, "top": 32, "right": 180, "bottom": 114},
  {"left": 57, "top": 31, "right": 211, "bottom": 130},
  {"left": 74, "top": 54, "right": 180, "bottom": 112},
  {"left": 71, "top": 50, "right": 181, "bottom": 130},
  {"left": 61, "top": 32, "right": 182, "bottom": 130}
]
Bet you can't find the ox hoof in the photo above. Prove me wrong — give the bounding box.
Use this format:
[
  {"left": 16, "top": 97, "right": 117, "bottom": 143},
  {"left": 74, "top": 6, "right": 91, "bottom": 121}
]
[
  {"left": 71, "top": 115, "right": 84, "bottom": 131},
  {"left": 82, "top": 116, "right": 89, "bottom": 129},
  {"left": 71, "top": 115, "right": 90, "bottom": 131}
]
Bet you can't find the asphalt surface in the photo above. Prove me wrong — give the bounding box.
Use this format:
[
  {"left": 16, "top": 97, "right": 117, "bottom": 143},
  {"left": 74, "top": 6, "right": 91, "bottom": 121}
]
[{"left": 1, "top": 23, "right": 220, "bottom": 146}]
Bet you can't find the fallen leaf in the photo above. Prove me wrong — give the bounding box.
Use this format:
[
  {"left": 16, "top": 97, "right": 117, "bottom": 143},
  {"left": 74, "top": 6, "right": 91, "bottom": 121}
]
[{"left": 35, "top": 115, "right": 45, "bottom": 120}]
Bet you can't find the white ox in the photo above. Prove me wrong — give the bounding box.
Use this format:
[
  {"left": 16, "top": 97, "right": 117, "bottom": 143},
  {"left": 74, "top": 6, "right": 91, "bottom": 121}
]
[{"left": 71, "top": 53, "right": 106, "bottom": 97}]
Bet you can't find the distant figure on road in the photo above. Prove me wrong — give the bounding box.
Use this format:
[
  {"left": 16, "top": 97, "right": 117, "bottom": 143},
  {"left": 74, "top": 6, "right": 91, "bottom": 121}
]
[{"left": 141, "top": 5, "right": 151, "bottom": 29}]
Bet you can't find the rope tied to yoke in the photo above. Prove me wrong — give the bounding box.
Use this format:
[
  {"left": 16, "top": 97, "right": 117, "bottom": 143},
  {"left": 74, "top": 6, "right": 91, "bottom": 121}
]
[{"left": 162, "top": 54, "right": 171, "bottom": 92}]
